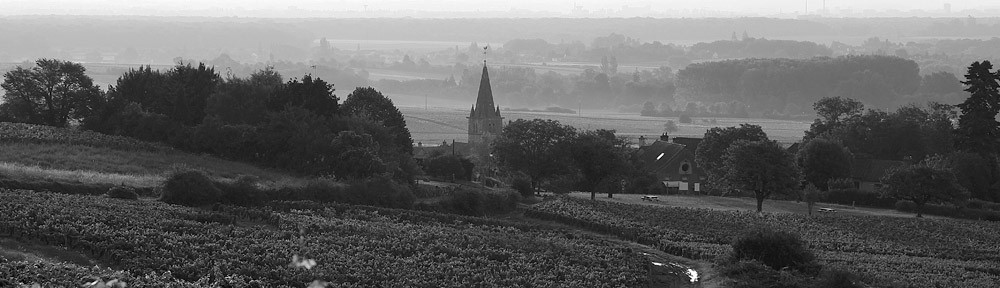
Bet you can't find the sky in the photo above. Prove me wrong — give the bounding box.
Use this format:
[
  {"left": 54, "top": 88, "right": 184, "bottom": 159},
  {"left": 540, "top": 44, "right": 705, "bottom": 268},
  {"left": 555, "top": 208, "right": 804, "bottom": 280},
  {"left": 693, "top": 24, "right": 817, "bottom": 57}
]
[{"left": 0, "top": 0, "right": 997, "bottom": 17}]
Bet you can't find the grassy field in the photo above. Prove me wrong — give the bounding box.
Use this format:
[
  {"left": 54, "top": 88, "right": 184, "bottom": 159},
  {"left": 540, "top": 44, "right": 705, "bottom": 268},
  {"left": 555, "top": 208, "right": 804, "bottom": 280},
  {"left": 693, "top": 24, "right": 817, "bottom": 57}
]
[
  {"left": 401, "top": 106, "right": 811, "bottom": 145},
  {"left": 0, "top": 123, "right": 302, "bottom": 190}
]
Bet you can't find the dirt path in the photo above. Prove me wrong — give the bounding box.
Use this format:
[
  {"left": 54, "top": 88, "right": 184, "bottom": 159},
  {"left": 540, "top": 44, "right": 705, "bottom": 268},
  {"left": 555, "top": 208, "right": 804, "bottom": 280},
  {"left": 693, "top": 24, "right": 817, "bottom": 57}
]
[
  {"left": 497, "top": 207, "right": 726, "bottom": 288},
  {"left": 566, "top": 192, "right": 939, "bottom": 219},
  {"left": 0, "top": 237, "right": 96, "bottom": 266}
]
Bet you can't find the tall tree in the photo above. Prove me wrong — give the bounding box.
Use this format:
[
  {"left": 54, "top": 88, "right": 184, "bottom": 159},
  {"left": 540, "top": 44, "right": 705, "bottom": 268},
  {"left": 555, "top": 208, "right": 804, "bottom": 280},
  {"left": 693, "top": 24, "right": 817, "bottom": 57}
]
[
  {"left": 273, "top": 74, "right": 339, "bottom": 118},
  {"left": 805, "top": 97, "right": 864, "bottom": 139},
  {"left": 341, "top": 87, "right": 412, "bottom": 155},
  {"left": 796, "top": 138, "right": 853, "bottom": 191},
  {"left": 493, "top": 119, "right": 577, "bottom": 190},
  {"left": 695, "top": 124, "right": 769, "bottom": 189},
  {"left": 567, "top": 129, "right": 633, "bottom": 194},
  {"left": 721, "top": 140, "right": 802, "bottom": 213},
  {"left": 879, "top": 158, "right": 969, "bottom": 217},
  {"left": 0, "top": 59, "right": 102, "bottom": 127},
  {"left": 955, "top": 61, "right": 1000, "bottom": 156}
]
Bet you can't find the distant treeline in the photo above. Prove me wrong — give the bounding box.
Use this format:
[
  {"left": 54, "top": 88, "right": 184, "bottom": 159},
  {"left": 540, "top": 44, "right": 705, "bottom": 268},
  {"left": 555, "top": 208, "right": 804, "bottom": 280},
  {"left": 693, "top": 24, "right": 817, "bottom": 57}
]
[
  {"left": 674, "top": 55, "right": 965, "bottom": 117},
  {"left": 503, "top": 35, "right": 833, "bottom": 64}
]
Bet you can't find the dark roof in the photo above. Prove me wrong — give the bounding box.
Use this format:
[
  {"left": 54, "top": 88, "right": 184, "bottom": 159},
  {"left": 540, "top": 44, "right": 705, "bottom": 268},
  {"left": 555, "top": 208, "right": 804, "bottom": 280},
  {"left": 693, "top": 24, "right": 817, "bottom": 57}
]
[
  {"left": 787, "top": 142, "right": 801, "bottom": 154},
  {"left": 471, "top": 64, "right": 497, "bottom": 118},
  {"left": 851, "top": 159, "right": 907, "bottom": 182},
  {"left": 636, "top": 141, "right": 686, "bottom": 174}
]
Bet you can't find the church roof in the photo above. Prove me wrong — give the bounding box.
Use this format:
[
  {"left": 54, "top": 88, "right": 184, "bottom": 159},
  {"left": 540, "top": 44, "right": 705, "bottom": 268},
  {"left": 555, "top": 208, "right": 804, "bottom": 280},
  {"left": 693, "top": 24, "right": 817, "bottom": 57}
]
[{"left": 472, "top": 63, "right": 498, "bottom": 118}]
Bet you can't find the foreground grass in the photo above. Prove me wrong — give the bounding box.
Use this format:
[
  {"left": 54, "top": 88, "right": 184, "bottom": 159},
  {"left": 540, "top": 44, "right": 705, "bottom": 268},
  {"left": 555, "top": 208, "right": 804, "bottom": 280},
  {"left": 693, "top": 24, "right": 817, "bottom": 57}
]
[{"left": 0, "top": 142, "right": 306, "bottom": 192}]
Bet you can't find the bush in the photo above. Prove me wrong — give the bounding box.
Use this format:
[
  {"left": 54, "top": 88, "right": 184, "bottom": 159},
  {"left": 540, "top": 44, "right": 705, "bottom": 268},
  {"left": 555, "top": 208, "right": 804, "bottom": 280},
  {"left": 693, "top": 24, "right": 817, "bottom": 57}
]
[
  {"left": 416, "top": 187, "right": 521, "bottom": 216},
  {"left": 679, "top": 114, "right": 693, "bottom": 124},
  {"left": 160, "top": 170, "right": 222, "bottom": 206},
  {"left": 731, "top": 227, "right": 815, "bottom": 272},
  {"left": 512, "top": 176, "right": 533, "bottom": 197},
  {"left": 824, "top": 188, "right": 895, "bottom": 208},
  {"left": 719, "top": 260, "right": 802, "bottom": 288},
  {"left": 106, "top": 185, "right": 138, "bottom": 200},
  {"left": 216, "top": 176, "right": 267, "bottom": 205},
  {"left": 814, "top": 269, "right": 863, "bottom": 288}
]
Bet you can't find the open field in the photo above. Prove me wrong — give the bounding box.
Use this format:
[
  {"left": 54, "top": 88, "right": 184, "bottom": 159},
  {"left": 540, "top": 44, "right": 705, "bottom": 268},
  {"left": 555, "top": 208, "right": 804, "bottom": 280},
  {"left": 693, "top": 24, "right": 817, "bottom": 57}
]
[
  {"left": 527, "top": 196, "right": 1000, "bottom": 288},
  {"left": 401, "top": 106, "right": 811, "bottom": 145}
]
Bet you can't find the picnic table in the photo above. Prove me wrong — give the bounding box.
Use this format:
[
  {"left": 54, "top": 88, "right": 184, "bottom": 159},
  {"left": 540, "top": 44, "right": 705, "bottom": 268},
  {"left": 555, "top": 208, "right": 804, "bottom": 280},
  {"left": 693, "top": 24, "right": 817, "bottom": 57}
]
[{"left": 641, "top": 195, "right": 660, "bottom": 201}]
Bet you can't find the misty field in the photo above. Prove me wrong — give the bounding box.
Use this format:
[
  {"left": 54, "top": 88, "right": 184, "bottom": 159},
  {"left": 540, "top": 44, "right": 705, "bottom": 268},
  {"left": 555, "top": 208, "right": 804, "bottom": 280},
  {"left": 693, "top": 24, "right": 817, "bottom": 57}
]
[{"left": 401, "top": 106, "right": 811, "bottom": 145}]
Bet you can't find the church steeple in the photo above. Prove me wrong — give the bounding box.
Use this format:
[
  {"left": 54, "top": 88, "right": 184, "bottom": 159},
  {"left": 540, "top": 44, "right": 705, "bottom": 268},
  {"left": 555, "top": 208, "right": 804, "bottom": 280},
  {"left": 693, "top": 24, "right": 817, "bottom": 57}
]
[
  {"left": 474, "top": 63, "right": 495, "bottom": 117},
  {"left": 468, "top": 61, "right": 503, "bottom": 149}
]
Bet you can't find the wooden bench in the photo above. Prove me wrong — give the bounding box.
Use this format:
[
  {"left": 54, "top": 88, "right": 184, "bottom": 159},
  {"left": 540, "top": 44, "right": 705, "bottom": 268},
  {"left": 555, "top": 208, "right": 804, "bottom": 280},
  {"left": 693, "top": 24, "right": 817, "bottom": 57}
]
[{"left": 641, "top": 195, "right": 660, "bottom": 201}]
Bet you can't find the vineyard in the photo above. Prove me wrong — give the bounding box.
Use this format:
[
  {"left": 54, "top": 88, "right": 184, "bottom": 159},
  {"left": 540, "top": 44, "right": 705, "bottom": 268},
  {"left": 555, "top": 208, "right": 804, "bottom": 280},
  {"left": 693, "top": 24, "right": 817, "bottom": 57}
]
[
  {"left": 0, "top": 189, "right": 647, "bottom": 287},
  {"left": 526, "top": 197, "right": 1000, "bottom": 287}
]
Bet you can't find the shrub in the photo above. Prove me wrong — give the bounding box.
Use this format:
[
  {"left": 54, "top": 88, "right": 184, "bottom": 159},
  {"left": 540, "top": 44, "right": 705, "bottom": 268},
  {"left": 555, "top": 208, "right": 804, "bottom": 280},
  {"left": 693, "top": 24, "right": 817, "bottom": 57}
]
[
  {"left": 824, "top": 188, "right": 895, "bottom": 208},
  {"left": 417, "top": 187, "right": 521, "bottom": 216},
  {"left": 730, "top": 227, "right": 815, "bottom": 272},
  {"left": 719, "top": 259, "right": 802, "bottom": 288},
  {"left": 894, "top": 200, "right": 918, "bottom": 212},
  {"left": 106, "top": 185, "right": 139, "bottom": 200},
  {"left": 161, "top": 170, "right": 222, "bottom": 206},
  {"left": 814, "top": 269, "right": 863, "bottom": 288},
  {"left": 679, "top": 114, "right": 693, "bottom": 124},
  {"left": 217, "top": 175, "right": 267, "bottom": 205},
  {"left": 512, "top": 176, "right": 533, "bottom": 197}
]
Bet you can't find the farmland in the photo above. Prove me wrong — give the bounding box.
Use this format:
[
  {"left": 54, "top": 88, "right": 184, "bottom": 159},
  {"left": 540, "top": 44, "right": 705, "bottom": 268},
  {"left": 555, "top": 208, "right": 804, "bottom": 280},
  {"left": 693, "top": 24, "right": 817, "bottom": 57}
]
[
  {"left": 0, "top": 190, "right": 647, "bottom": 287},
  {"left": 526, "top": 197, "right": 1000, "bottom": 288},
  {"left": 400, "top": 106, "right": 811, "bottom": 145}
]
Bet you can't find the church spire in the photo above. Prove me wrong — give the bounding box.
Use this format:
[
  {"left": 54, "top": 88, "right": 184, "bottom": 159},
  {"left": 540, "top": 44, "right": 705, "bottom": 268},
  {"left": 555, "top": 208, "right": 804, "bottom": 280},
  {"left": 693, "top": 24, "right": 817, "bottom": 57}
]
[{"left": 474, "top": 63, "right": 495, "bottom": 117}]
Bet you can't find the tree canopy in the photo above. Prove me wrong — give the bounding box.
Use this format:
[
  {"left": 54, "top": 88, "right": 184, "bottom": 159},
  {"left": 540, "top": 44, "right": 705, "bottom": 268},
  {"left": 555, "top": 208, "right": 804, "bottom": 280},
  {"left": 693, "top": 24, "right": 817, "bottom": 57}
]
[
  {"left": 695, "top": 124, "right": 769, "bottom": 189},
  {"left": 721, "top": 140, "right": 802, "bottom": 213},
  {"left": 492, "top": 119, "right": 577, "bottom": 190},
  {"left": 879, "top": 158, "right": 969, "bottom": 217},
  {"left": 955, "top": 61, "right": 1000, "bottom": 156},
  {"left": 0, "top": 59, "right": 102, "bottom": 127},
  {"left": 796, "top": 138, "right": 853, "bottom": 191}
]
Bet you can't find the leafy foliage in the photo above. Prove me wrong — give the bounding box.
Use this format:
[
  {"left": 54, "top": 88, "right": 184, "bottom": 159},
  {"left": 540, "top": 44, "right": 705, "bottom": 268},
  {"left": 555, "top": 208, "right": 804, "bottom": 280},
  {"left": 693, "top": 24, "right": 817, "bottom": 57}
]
[
  {"left": 0, "top": 59, "right": 103, "bottom": 127},
  {"left": 720, "top": 140, "right": 802, "bottom": 212},
  {"left": 879, "top": 159, "right": 969, "bottom": 217},
  {"left": 795, "top": 138, "right": 852, "bottom": 190},
  {"left": 955, "top": 61, "right": 1000, "bottom": 156},
  {"left": 730, "top": 227, "right": 816, "bottom": 272},
  {"left": 160, "top": 170, "right": 222, "bottom": 207},
  {"left": 493, "top": 119, "right": 577, "bottom": 189},
  {"left": 695, "top": 124, "right": 769, "bottom": 189}
]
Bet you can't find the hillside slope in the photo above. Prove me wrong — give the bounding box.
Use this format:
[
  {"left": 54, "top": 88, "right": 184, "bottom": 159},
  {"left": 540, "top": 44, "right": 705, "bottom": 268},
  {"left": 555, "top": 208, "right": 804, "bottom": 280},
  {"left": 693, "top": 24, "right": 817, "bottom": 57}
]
[{"left": 0, "top": 122, "right": 302, "bottom": 192}]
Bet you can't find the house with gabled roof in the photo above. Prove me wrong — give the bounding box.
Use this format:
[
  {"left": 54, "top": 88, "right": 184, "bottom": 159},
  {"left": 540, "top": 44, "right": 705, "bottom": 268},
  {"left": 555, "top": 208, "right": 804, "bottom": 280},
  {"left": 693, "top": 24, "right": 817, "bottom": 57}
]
[{"left": 635, "top": 134, "right": 706, "bottom": 193}]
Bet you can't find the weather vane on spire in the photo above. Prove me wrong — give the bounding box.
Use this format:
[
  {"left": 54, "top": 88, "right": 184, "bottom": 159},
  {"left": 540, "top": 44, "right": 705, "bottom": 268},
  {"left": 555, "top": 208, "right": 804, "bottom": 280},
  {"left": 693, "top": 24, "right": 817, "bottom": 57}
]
[{"left": 483, "top": 45, "right": 489, "bottom": 65}]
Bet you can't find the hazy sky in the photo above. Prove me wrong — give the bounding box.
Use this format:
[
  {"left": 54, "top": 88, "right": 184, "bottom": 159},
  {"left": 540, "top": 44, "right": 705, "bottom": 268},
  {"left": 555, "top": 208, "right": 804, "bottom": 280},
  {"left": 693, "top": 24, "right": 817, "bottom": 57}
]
[{"left": 1, "top": 0, "right": 996, "bottom": 16}]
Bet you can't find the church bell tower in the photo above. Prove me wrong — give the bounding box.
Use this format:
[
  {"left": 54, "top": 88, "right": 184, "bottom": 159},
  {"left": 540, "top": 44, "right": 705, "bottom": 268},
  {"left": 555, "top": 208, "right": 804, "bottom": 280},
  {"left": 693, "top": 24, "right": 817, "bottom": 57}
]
[{"left": 468, "top": 61, "right": 503, "bottom": 149}]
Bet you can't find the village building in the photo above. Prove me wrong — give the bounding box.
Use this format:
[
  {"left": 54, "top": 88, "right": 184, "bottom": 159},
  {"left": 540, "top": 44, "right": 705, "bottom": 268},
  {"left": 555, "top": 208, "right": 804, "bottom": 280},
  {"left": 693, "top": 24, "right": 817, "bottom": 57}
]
[
  {"left": 850, "top": 158, "right": 908, "bottom": 192},
  {"left": 413, "top": 62, "right": 502, "bottom": 179},
  {"left": 635, "top": 134, "right": 705, "bottom": 193}
]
